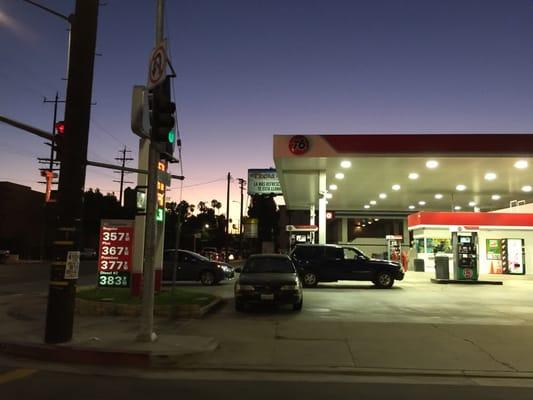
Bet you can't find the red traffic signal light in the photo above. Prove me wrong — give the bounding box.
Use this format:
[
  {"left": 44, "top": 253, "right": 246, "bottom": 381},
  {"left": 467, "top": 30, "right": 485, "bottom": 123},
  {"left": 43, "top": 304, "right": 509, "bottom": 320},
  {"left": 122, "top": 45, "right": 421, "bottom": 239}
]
[{"left": 55, "top": 121, "right": 65, "bottom": 135}]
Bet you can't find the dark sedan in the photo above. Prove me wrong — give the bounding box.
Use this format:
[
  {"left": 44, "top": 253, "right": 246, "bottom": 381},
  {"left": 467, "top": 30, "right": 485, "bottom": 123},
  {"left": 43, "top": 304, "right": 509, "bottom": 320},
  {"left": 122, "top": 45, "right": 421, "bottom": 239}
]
[
  {"left": 163, "top": 249, "right": 234, "bottom": 285},
  {"left": 234, "top": 254, "right": 303, "bottom": 312}
]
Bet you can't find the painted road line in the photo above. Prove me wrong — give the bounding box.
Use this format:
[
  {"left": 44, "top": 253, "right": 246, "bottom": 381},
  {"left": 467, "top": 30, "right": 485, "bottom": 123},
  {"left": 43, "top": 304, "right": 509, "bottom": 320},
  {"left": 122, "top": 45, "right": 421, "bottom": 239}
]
[{"left": 0, "top": 368, "right": 37, "bottom": 384}]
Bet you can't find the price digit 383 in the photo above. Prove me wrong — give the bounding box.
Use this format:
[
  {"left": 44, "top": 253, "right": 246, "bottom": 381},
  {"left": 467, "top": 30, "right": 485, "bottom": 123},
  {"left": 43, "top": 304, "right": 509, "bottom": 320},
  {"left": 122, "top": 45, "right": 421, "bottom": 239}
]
[{"left": 99, "top": 275, "right": 128, "bottom": 287}]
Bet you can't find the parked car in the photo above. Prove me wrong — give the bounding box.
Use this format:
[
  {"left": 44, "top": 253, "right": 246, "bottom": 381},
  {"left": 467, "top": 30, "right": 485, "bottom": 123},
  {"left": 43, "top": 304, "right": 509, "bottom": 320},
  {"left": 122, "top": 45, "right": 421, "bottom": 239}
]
[
  {"left": 201, "top": 247, "right": 221, "bottom": 261},
  {"left": 0, "top": 250, "right": 9, "bottom": 264},
  {"left": 163, "top": 249, "right": 234, "bottom": 285},
  {"left": 80, "top": 248, "right": 97, "bottom": 260},
  {"left": 234, "top": 254, "right": 303, "bottom": 312},
  {"left": 290, "top": 244, "right": 404, "bottom": 288}
]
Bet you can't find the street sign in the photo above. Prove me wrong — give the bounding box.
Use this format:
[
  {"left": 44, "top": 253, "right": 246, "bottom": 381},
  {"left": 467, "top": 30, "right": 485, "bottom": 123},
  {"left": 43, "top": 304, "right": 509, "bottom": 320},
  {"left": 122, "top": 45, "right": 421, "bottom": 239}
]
[
  {"left": 147, "top": 42, "right": 167, "bottom": 89},
  {"left": 97, "top": 220, "right": 134, "bottom": 288},
  {"left": 64, "top": 251, "right": 80, "bottom": 280},
  {"left": 131, "top": 85, "right": 150, "bottom": 138}
]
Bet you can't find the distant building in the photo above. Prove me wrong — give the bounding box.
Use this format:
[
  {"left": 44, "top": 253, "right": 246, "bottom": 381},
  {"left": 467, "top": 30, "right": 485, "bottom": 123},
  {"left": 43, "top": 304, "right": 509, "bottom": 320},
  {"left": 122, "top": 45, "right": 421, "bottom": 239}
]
[{"left": 0, "top": 182, "right": 45, "bottom": 259}]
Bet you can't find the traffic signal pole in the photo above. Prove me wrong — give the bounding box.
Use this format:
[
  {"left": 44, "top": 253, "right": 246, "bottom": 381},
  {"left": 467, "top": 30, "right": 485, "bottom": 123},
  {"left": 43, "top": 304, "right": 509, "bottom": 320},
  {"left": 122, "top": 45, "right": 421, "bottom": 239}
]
[
  {"left": 137, "top": 0, "right": 165, "bottom": 343},
  {"left": 44, "top": 0, "right": 99, "bottom": 343}
]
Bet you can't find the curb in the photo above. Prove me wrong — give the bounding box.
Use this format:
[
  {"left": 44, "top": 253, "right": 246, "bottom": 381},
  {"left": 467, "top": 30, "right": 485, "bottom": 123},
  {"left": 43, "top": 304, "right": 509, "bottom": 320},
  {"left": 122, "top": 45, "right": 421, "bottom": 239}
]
[
  {"left": 75, "top": 296, "right": 224, "bottom": 319},
  {"left": 2, "top": 341, "right": 533, "bottom": 380},
  {"left": 430, "top": 278, "right": 503, "bottom": 285},
  {"left": 0, "top": 338, "right": 219, "bottom": 369},
  {"left": 169, "top": 364, "right": 533, "bottom": 380},
  {"left": 0, "top": 341, "right": 152, "bottom": 368}
]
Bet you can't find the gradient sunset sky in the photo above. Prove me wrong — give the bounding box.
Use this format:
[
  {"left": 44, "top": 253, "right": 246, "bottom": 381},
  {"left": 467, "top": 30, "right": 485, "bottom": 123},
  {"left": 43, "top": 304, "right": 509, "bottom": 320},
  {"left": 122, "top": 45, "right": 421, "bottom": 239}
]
[{"left": 1, "top": 0, "right": 533, "bottom": 223}]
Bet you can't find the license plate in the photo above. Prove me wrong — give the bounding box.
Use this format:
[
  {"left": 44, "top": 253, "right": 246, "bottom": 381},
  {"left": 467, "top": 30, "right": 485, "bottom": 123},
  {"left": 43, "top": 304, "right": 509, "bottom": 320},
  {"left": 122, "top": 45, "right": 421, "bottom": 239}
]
[{"left": 261, "top": 294, "right": 274, "bottom": 301}]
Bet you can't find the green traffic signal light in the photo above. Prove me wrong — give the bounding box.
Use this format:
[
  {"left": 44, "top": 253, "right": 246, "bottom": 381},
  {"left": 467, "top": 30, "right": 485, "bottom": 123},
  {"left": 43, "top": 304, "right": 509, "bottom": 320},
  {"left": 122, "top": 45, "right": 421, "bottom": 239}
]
[{"left": 168, "top": 129, "right": 175, "bottom": 144}]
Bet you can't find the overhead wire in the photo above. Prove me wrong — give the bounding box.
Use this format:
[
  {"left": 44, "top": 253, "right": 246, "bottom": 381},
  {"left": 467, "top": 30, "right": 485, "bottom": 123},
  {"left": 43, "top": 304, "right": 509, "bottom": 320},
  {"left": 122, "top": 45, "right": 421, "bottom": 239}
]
[
  {"left": 181, "top": 177, "right": 227, "bottom": 189},
  {"left": 90, "top": 118, "right": 127, "bottom": 147},
  {"left": 164, "top": 8, "right": 185, "bottom": 203}
]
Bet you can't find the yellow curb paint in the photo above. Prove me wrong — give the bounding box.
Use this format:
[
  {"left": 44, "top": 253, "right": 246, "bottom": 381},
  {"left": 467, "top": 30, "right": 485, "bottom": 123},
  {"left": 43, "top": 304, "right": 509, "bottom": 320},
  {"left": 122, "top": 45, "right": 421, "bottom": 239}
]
[
  {"left": 51, "top": 261, "right": 66, "bottom": 266},
  {"left": 50, "top": 281, "right": 69, "bottom": 286},
  {"left": 0, "top": 369, "right": 37, "bottom": 384}
]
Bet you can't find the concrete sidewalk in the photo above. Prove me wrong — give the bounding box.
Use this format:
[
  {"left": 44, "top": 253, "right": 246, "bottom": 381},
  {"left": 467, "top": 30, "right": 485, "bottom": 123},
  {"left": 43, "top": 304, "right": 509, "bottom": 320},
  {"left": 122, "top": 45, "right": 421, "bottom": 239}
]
[
  {"left": 2, "top": 291, "right": 533, "bottom": 378},
  {"left": 0, "top": 291, "right": 219, "bottom": 368}
]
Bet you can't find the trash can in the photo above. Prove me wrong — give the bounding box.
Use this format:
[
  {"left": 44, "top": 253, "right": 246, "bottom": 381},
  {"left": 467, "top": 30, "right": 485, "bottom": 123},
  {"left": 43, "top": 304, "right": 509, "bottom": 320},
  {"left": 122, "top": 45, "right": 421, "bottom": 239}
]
[
  {"left": 435, "top": 256, "right": 450, "bottom": 279},
  {"left": 414, "top": 258, "right": 425, "bottom": 272}
]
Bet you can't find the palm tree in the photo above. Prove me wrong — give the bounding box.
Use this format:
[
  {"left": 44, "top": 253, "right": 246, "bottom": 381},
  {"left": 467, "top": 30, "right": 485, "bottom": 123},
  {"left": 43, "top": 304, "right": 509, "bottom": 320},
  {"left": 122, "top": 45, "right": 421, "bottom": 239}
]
[{"left": 211, "top": 199, "right": 222, "bottom": 214}]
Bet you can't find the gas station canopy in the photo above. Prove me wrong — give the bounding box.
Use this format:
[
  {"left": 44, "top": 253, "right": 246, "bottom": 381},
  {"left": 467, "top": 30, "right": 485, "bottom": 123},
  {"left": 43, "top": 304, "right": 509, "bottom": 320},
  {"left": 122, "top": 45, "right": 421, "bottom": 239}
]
[{"left": 273, "top": 134, "right": 533, "bottom": 213}]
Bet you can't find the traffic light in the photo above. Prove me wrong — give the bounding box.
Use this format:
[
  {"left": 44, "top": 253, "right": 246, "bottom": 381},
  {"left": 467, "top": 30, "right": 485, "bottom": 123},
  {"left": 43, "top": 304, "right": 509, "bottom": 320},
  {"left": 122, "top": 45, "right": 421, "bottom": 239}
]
[
  {"left": 148, "top": 76, "right": 176, "bottom": 161},
  {"left": 54, "top": 121, "right": 65, "bottom": 161}
]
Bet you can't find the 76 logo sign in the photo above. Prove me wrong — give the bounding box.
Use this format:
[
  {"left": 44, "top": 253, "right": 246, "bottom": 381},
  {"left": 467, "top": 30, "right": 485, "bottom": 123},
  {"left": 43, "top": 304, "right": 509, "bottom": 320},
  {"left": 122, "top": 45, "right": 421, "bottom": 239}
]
[{"left": 289, "top": 135, "right": 309, "bottom": 155}]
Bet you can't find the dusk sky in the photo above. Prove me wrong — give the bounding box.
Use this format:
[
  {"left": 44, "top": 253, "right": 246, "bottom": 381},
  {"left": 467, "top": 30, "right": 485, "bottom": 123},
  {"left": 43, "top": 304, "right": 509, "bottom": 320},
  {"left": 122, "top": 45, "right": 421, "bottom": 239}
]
[{"left": 1, "top": 0, "right": 533, "bottom": 222}]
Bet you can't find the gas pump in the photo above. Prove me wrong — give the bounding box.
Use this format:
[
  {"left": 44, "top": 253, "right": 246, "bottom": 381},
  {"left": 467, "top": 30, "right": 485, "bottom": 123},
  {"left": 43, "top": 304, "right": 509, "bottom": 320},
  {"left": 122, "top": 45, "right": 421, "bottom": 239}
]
[
  {"left": 386, "top": 235, "right": 402, "bottom": 262},
  {"left": 286, "top": 225, "right": 318, "bottom": 253},
  {"left": 452, "top": 230, "right": 479, "bottom": 281}
]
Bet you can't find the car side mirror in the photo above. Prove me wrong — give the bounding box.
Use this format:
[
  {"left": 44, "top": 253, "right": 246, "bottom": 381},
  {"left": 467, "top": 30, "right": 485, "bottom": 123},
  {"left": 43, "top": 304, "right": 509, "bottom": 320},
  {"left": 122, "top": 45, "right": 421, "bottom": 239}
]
[{"left": 235, "top": 267, "right": 242, "bottom": 273}]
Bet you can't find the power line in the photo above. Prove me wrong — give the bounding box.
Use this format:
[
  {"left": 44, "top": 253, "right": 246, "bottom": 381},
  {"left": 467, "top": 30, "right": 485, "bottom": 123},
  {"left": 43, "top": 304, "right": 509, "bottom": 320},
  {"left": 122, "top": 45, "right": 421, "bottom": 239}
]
[
  {"left": 90, "top": 118, "right": 127, "bottom": 146},
  {"left": 181, "top": 177, "right": 227, "bottom": 189},
  {"left": 164, "top": 15, "right": 185, "bottom": 202}
]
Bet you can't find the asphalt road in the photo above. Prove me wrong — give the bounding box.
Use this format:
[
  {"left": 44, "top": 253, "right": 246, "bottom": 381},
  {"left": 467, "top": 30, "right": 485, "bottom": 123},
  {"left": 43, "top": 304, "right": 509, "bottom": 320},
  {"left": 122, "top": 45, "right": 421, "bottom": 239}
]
[
  {"left": 0, "top": 261, "right": 97, "bottom": 295},
  {"left": 1, "top": 366, "right": 533, "bottom": 399}
]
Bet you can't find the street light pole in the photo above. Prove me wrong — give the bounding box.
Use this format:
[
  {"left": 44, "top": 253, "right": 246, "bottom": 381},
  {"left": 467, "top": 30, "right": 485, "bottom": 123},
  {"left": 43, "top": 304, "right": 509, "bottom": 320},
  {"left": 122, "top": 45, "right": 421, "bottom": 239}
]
[{"left": 238, "top": 178, "right": 246, "bottom": 257}]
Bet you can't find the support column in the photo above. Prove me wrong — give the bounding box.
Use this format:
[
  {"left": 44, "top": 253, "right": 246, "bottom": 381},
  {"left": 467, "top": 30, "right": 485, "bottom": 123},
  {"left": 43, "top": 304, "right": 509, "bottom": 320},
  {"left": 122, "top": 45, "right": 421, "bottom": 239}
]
[
  {"left": 341, "top": 217, "right": 348, "bottom": 243},
  {"left": 309, "top": 204, "right": 315, "bottom": 243},
  {"left": 402, "top": 217, "right": 409, "bottom": 246},
  {"left": 318, "top": 171, "right": 326, "bottom": 244}
]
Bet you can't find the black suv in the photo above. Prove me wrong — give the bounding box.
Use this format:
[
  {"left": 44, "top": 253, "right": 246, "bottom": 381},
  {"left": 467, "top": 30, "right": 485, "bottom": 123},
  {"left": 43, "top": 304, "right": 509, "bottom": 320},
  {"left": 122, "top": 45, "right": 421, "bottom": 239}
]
[{"left": 291, "top": 244, "right": 404, "bottom": 288}]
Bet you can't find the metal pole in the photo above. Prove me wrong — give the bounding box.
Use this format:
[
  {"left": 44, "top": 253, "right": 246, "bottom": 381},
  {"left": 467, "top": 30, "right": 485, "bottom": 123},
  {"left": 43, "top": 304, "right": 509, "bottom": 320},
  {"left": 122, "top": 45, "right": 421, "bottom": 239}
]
[
  {"left": 119, "top": 146, "right": 126, "bottom": 205},
  {"left": 137, "top": 0, "right": 164, "bottom": 343},
  {"left": 225, "top": 172, "right": 231, "bottom": 260},
  {"left": 171, "top": 209, "right": 182, "bottom": 292},
  {"left": 49, "top": 92, "right": 59, "bottom": 169},
  {"left": 238, "top": 178, "right": 245, "bottom": 257}
]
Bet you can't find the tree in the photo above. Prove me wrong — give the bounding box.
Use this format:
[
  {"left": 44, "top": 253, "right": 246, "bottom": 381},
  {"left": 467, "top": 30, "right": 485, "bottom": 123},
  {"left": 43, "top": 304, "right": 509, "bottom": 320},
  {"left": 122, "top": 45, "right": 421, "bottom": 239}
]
[
  {"left": 248, "top": 194, "right": 280, "bottom": 251},
  {"left": 211, "top": 199, "right": 222, "bottom": 214},
  {"left": 81, "top": 189, "right": 124, "bottom": 250},
  {"left": 165, "top": 199, "right": 225, "bottom": 251},
  {"left": 165, "top": 201, "right": 194, "bottom": 250}
]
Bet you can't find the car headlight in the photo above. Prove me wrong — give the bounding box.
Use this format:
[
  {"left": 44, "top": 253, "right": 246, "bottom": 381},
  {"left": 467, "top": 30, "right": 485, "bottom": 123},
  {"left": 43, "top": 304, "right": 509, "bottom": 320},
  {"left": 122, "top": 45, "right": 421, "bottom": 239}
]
[{"left": 235, "top": 283, "right": 254, "bottom": 292}]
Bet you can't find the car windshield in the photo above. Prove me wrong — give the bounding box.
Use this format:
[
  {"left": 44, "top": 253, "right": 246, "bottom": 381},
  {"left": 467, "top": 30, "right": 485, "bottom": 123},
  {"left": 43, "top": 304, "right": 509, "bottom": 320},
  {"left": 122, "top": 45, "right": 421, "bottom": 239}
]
[{"left": 242, "top": 257, "right": 295, "bottom": 274}]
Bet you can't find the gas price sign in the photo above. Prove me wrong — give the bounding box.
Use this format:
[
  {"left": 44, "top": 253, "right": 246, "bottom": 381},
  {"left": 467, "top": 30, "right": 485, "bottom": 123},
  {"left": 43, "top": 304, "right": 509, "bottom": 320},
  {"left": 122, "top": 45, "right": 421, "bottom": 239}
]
[{"left": 97, "top": 220, "right": 134, "bottom": 288}]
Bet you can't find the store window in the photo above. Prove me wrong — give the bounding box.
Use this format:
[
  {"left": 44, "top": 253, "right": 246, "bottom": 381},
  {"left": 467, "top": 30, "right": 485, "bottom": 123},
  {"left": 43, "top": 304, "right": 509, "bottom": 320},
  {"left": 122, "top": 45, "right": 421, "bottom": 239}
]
[
  {"left": 426, "top": 238, "right": 452, "bottom": 254},
  {"left": 486, "top": 238, "right": 525, "bottom": 275},
  {"left": 414, "top": 238, "right": 425, "bottom": 253}
]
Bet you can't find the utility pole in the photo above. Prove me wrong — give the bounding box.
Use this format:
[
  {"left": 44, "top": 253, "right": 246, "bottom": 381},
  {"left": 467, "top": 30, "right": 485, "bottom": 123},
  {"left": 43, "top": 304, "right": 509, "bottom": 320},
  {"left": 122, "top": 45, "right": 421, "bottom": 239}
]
[
  {"left": 137, "top": 0, "right": 165, "bottom": 343},
  {"left": 38, "top": 93, "right": 65, "bottom": 198},
  {"left": 38, "top": 93, "right": 65, "bottom": 261},
  {"left": 225, "top": 172, "right": 231, "bottom": 260},
  {"left": 42, "top": 92, "right": 66, "bottom": 169},
  {"left": 113, "top": 146, "right": 134, "bottom": 206},
  {"left": 238, "top": 178, "right": 246, "bottom": 257},
  {"left": 44, "top": 0, "right": 99, "bottom": 344}
]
